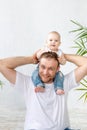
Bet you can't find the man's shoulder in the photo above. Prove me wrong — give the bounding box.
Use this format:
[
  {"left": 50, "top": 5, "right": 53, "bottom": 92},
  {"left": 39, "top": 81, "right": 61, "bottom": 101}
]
[
  {"left": 16, "top": 71, "right": 31, "bottom": 82},
  {"left": 64, "top": 70, "right": 79, "bottom": 91},
  {"left": 15, "top": 71, "right": 33, "bottom": 91}
]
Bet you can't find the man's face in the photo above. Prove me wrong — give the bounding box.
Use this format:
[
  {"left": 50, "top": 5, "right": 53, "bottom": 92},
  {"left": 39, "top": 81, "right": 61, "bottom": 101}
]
[{"left": 39, "top": 57, "right": 59, "bottom": 83}]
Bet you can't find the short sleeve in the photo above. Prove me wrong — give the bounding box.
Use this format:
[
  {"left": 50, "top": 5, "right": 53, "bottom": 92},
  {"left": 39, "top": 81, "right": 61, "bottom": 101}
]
[
  {"left": 64, "top": 70, "right": 80, "bottom": 92},
  {"left": 13, "top": 72, "right": 31, "bottom": 94},
  {"left": 57, "top": 49, "right": 63, "bottom": 56}
]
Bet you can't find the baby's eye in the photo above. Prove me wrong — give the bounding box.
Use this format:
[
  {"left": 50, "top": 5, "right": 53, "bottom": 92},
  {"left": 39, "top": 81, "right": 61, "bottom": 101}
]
[{"left": 49, "top": 39, "right": 52, "bottom": 41}]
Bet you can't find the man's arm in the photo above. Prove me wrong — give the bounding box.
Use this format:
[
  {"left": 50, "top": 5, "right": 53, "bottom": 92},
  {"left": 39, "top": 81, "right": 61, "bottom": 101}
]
[
  {"left": 65, "top": 54, "right": 87, "bottom": 83},
  {"left": 0, "top": 55, "right": 37, "bottom": 84}
]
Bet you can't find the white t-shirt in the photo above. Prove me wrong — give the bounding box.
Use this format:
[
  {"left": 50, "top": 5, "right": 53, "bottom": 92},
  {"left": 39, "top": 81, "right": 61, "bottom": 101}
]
[{"left": 14, "top": 70, "right": 79, "bottom": 130}]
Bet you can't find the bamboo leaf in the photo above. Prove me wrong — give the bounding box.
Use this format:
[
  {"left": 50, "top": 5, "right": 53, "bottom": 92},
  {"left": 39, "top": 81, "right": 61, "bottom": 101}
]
[
  {"left": 76, "top": 88, "right": 87, "bottom": 91},
  {"left": 77, "top": 33, "right": 87, "bottom": 40},
  {"left": 71, "top": 46, "right": 80, "bottom": 48},
  {"left": 81, "top": 51, "right": 87, "bottom": 56},
  {"left": 80, "top": 81, "right": 87, "bottom": 88},
  {"left": 0, "top": 80, "right": 4, "bottom": 89},
  {"left": 70, "top": 20, "right": 83, "bottom": 28},
  {"left": 83, "top": 79, "right": 87, "bottom": 83},
  {"left": 76, "top": 48, "right": 81, "bottom": 54},
  {"left": 84, "top": 94, "right": 87, "bottom": 102},
  {"left": 70, "top": 20, "right": 87, "bottom": 102},
  {"left": 78, "top": 92, "right": 87, "bottom": 100},
  {"left": 75, "top": 41, "right": 83, "bottom": 47},
  {"left": 70, "top": 28, "right": 83, "bottom": 33}
]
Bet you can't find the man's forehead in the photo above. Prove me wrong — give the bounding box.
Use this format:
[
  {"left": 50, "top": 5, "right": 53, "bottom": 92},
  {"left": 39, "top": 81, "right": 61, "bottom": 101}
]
[
  {"left": 40, "top": 57, "right": 54, "bottom": 62},
  {"left": 40, "top": 57, "right": 58, "bottom": 65}
]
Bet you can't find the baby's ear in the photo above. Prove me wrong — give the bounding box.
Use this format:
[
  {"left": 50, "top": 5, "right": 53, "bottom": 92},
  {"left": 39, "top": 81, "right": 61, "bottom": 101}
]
[{"left": 59, "top": 42, "right": 61, "bottom": 46}]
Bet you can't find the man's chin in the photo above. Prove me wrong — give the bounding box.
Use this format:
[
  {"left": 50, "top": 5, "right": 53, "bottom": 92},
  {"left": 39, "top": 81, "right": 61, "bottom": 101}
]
[{"left": 41, "top": 78, "right": 53, "bottom": 83}]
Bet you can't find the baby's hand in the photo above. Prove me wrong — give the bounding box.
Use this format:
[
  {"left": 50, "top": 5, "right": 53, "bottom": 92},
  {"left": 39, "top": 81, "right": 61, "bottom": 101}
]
[
  {"left": 36, "top": 49, "right": 46, "bottom": 59},
  {"left": 58, "top": 53, "right": 66, "bottom": 65},
  {"left": 36, "top": 49, "right": 42, "bottom": 59},
  {"left": 32, "top": 51, "right": 39, "bottom": 64}
]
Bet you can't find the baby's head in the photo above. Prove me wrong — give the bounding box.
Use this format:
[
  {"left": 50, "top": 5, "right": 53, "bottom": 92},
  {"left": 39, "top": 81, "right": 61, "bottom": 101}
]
[{"left": 45, "top": 31, "right": 61, "bottom": 51}]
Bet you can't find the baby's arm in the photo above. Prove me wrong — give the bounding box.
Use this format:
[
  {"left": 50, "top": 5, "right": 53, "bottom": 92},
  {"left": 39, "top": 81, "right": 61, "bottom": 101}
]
[
  {"left": 32, "top": 49, "right": 46, "bottom": 63},
  {"left": 58, "top": 50, "right": 66, "bottom": 65},
  {"left": 36, "top": 49, "right": 47, "bottom": 59}
]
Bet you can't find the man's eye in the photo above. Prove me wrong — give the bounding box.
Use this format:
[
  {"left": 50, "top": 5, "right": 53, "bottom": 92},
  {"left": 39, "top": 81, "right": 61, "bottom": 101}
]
[
  {"left": 41, "top": 66, "right": 45, "bottom": 69},
  {"left": 49, "top": 68, "right": 54, "bottom": 71}
]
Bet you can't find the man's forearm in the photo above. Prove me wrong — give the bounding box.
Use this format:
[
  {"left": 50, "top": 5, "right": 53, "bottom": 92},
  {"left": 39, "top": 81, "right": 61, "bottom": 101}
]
[
  {"left": 0, "top": 55, "right": 35, "bottom": 70},
  {"left": 64, "top": 54, "right": 87, "bottom": 66},
  {"left": 0, "top": 55, "right": 37, "bottom": 84}
]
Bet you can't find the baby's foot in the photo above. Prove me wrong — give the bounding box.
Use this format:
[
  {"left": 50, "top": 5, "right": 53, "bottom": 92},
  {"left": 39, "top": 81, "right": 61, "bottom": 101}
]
[
  {"left": 56, "top": 89, "right": 65, "bottom": 95},
  {"left": 35, "top": 86, "right": 45, "bottom": 93}
]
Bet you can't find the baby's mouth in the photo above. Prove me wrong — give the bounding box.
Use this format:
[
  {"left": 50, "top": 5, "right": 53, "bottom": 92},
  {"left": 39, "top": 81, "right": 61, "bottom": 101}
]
[{"left": 51, "top": 45, "right": 55, "bottom": 47}]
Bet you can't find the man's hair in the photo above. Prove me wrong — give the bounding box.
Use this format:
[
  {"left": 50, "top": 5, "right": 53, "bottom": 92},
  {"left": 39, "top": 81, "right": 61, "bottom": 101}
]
[{"left": 39, "top": 51, "right": 60, "bottom": 67}]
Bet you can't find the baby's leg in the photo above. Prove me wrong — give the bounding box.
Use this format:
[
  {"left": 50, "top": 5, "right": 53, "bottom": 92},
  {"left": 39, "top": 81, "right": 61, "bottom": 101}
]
[
  {"left": 54, "top": 71, "right": 64, "bottom": 95},
  {"left": 32, "top": 66, "right": 45, "bottom": 92}
]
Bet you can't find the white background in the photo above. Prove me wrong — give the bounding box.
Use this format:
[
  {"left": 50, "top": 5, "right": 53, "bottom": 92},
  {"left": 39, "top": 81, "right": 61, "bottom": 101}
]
[{"left": 0, "top": 0, "right": 87, "bottom": 110}]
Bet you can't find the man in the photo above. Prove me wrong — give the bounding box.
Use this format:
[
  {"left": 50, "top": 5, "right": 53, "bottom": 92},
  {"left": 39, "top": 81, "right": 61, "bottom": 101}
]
[{"left": 0, "top": 51, "right": 87, "bottom": 130}]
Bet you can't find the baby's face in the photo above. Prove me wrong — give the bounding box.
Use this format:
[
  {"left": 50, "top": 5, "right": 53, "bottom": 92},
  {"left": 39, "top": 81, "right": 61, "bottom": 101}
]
[{"left": 46, "top": 33, "right": 61, "bottom": 51}]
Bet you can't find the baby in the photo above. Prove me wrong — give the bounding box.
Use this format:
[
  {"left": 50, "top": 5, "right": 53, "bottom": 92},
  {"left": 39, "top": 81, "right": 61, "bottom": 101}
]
[{"left": 32, "top": 31, "right": 66, "bottom": 95}]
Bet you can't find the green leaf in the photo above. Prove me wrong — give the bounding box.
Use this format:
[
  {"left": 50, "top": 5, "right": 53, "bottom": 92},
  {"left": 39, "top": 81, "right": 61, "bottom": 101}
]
[
  {"left": 84, "top": 94, "right": 87, "bottom": 102},
  {"left": 76, "top": 88, "right": 87, "bottom": 91},
  {"left": 83, "top": 78, "right": 87, "bottom": 83},
  {"left": 70, "top": 20, "right": 87, "bottom": 102},
  {"left": 70, "top": 20, "right": 83, "bottom": 28},
  {"left": 78, "top": 92, "right": 87, "bottom": 102},
  {"left": 0, "top": 80, "right": 4, "bottom": 88},
  {"left": 80, "top": 81, "right": 87, "bottom": 88}
]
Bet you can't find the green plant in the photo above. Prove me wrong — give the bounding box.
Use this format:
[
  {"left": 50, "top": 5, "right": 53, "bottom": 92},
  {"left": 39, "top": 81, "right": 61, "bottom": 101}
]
[
  {"left": 70, "top": 20, "right": 87, "bottom": 102},
  {"left": 0, "top": 80, "right": 4, "bottom": 89}
]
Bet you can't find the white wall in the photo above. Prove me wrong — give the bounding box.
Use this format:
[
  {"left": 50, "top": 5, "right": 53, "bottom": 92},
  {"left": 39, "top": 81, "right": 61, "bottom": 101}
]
[{"left": 0, "top": 0, "right": 87, "bottom": 109}]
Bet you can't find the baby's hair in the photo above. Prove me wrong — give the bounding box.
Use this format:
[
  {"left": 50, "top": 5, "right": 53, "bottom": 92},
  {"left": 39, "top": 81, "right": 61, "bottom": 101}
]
[{"left": 48, "top": 31, "right": 60, "bottom": 37}]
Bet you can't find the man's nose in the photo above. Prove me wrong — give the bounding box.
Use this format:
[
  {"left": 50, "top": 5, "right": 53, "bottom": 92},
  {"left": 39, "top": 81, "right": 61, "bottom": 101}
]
[{"left": 44, "top": 69, "right": 48, "bottom": 74}]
